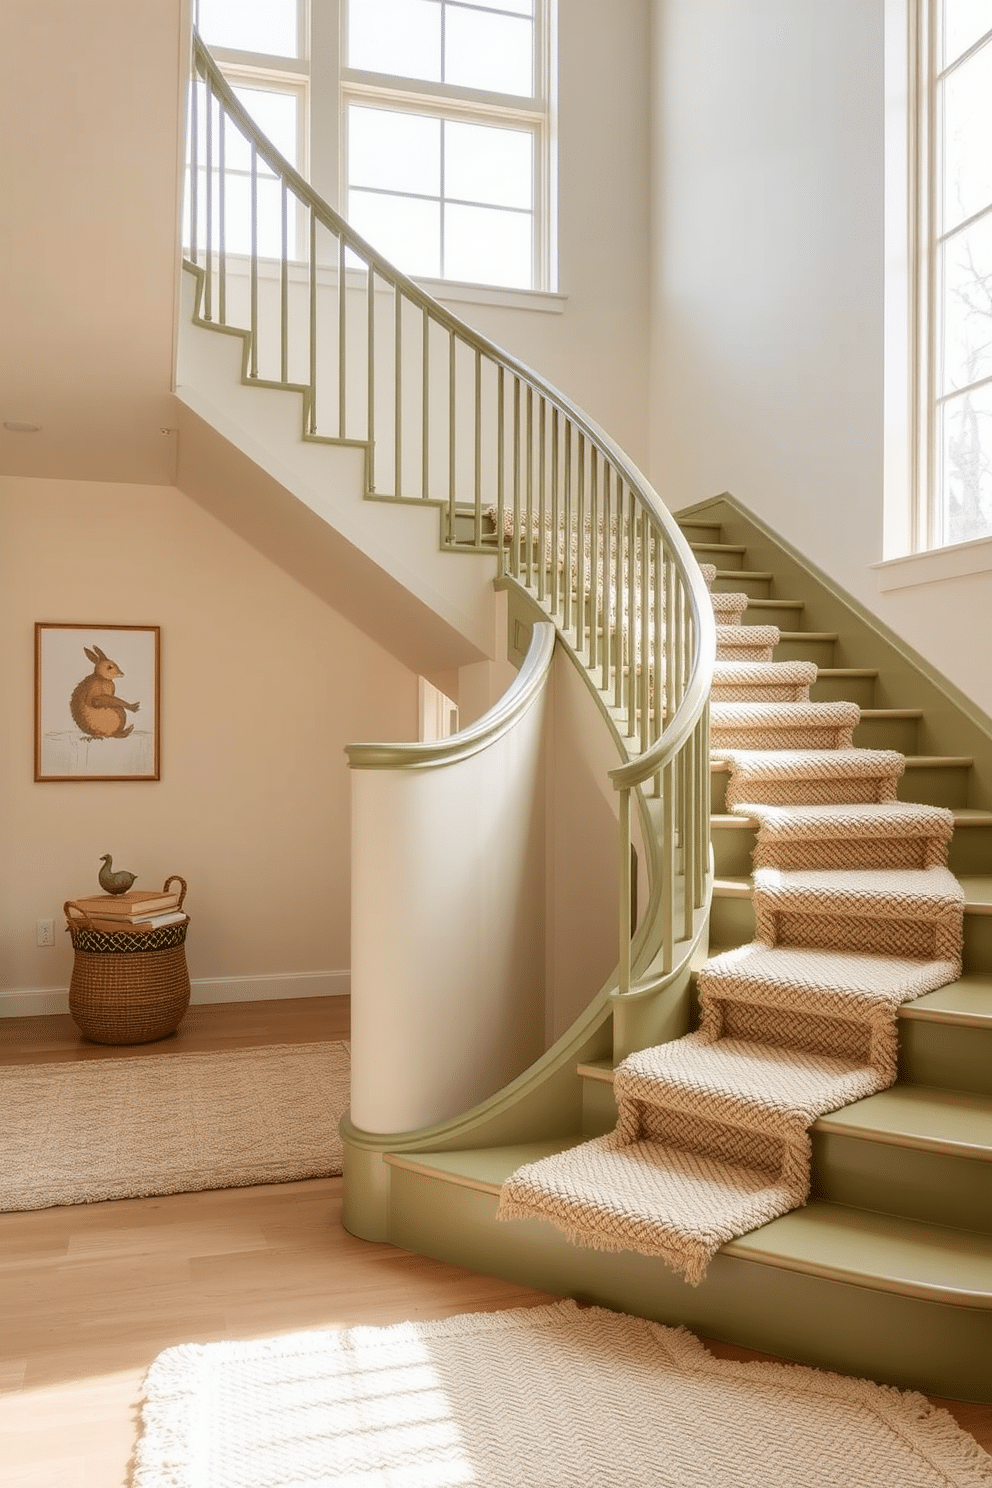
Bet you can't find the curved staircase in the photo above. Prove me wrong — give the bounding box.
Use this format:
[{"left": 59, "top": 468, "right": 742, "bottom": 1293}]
[{"left": 177, "top": 36, "right": 991, "bottom": 1402}]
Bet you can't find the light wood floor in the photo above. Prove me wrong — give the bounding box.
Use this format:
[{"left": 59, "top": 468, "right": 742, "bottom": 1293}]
[{"left": 2, "top": 998, "right": 989, "bottom": 1486}]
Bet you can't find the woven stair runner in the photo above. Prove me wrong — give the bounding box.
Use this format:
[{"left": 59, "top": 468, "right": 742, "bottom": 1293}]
[{"left": 498, "top": 569, "right": 965, "bottom": 1285}]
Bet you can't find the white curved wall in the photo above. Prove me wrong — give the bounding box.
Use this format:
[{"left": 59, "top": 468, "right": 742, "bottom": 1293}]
[{"left": 350, "top": 681, "right": 548, "bottom": 1133}]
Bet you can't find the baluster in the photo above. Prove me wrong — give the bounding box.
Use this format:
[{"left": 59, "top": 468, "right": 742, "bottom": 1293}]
[
  {"left": 626, "top": 489, "right": 636, "bottom": 735},
  {"left": 614, "top": 477, "right": 624, "bottom": 713},
  {"left": 250, "top": 144, "right": 258, "bottom": 379},
  {"left": 537, "top": 398, "right": 547, "bottom": 601},
  {"left": 307, "top": 207, "right": 316, "bottom": 428},
  {"left": 699, "top": 706, "right": 711, "bottom": 905},
  {"left": 682, "top": 734, "right": 696, "bottom": 941},
  {"left": 665, "top": 551, "right": 676, "bottom": 732},
  {"left": 640, "top": 507, "right": 650, "bottom": 756},
  {"left": 576, "top": 434, "right": 586, "bottom": 653},
  {"left": 653, "top": 530, "right": 664, "bottom": 797},
  {"left": 367, "top": 268, "right": 376, "bottom": 488},
  {"left": 218, "top": 105, "right": 226, "bottom": 325},
  {"left": 448, "top": 331, "right": 456, "bottom": 542},
  {"left": 279, "top": 180, "right": 288, "bottom": 382},
  {"left": 474, "top": 350, "right": 483, "bottom": 547},
  {"left": 524, "top": 386, "right": 534, "bottom": 584},
  {"left": 589, "top": 448, "right": 599, "bottom": 671},
  {"left": 204, "top": 75, "right": 213, "bottom": 321},
  {"left": 189, "top": 69, "right": 199, "bottom": 263},
  {"left": 618, "top": 787, "right": 632, "bottom": 997},
  {"left": 421, "top": 306, "right": 429, "bottom": 500},
  {"left": 496, "top": 365, "right": 505, "bottom": 577},
  {"left": 550, "top": 408, "right": 560, "bottom": 615},
  {"left": 662, "top": 756, "right": 675, "bottom": 975},
  {"left": 673, "top": 570, "right": 685, "bottom": 712},
  {"left": 563, "top": 420, "right": 572, "bottom": 633},
  {"left": 601, "top": 462, "right": 612, "bottom": 694},
  {"left": 394, "top": 289, "right": 402, "bottom": 497},
  {"left": 511, "top": 378, "right": 521, "bottom": 579},
  {"left": 339, "top": 236, "right": 347, "bottom": 440}
]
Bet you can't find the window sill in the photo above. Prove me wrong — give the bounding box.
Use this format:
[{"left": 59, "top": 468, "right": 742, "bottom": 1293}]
[
  {"left": 873, "top": 535, "right": 992, "bottom": 592},
  {"left": 414, "top": 276, "right": 566, "bottom": 315}
]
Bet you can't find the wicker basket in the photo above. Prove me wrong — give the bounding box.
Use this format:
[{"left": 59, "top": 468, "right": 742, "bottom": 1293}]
[{"left": 64, "top": 876, "right": 191, "bottom": 1045}]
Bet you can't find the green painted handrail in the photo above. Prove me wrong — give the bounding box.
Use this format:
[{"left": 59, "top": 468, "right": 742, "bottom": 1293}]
[{"left": 347, "top": 621, "right": 555, "bottom": 770}]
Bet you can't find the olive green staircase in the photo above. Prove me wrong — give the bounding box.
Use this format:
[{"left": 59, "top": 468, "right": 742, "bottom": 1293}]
[{"left": 365, "top": 493, "right": 992, "bottom": 1405}]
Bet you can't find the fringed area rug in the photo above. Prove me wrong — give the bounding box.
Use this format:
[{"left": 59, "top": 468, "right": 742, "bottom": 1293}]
[
  {"left": 0, "top": 1041, "right": 349, "bottom": 1211},
  {"left": 499, "top": 573, "right": 966, "bottom": 1284},
  {"left": 133, "top": 1301, "right": 992, "bottom": 1488}
]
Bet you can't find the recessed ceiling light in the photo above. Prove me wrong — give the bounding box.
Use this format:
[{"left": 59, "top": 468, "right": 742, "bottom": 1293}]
[{"left": 3, "top": 420, "right": 41, "bottom": 434}]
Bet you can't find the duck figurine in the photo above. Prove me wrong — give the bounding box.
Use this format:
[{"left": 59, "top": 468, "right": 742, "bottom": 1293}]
[{"left": 98, "top": 854, "right": 137, "bottom": 895}]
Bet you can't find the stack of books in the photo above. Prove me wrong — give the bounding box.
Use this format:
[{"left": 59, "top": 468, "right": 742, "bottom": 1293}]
[{"left": 69, "top": 888, "right": 188, "bottom": 933}]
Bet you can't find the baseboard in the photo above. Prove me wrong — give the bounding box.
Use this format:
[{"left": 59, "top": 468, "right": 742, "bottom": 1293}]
[{"left": 0, "top": 969, "right": 349, "bottom": 1018}]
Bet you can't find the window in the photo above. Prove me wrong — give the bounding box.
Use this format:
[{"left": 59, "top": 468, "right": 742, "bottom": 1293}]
[
  {"left": 911, "top": 1, "right": 992, "bottom": 547},
  {"left": 191, "top": 0, "right": 554, "bottom": 293}
]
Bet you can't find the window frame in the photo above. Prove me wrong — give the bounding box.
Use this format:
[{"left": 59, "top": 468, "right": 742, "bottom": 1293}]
[
  {"left": 340, "top": 0, "right": 554, "bottom": 293},
  {"left": 193, "top": 0, "right": 556, "bottom": 296},
  {"left": 906, "top": 0, "right": 992, "bottom": 551}
]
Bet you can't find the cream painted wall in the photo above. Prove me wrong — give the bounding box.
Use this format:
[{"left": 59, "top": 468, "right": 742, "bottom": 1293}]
[
  {"left": 648, "top": 0, "right": 886, "bottom": 605},
  {"left": 647, "top": 0, "right": 992, "bottom": 712},
  {"left": 0, "top": 475, "right": 417, "bottom": 999}
]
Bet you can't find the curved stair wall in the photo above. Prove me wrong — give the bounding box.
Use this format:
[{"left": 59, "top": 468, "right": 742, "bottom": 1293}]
[{"left": 347, "top": 624, "right": 555, "bottom": 1134}]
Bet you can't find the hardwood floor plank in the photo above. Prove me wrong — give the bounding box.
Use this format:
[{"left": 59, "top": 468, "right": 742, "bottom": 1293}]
[
  {"left": 2, "top": 999, "right": 988, "bottom": 1484},
  {"left": 0, "top": 996, "right": 350, "bottom": 1064}
]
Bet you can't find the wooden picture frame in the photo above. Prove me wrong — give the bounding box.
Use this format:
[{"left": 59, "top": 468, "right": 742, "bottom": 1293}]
[{"left": 35, "top": 624, "right": 161, "bottom": 782}]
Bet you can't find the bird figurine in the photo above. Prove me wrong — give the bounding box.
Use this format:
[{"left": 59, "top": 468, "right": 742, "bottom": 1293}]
[{"left": 98, "top": 854, "right": 137, "bottom": 895}]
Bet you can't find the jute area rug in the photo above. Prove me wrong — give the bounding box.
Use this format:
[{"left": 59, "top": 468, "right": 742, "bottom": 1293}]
[
  {"left": 0, "top": 1041, "right": 349, "bottom": 1211},
  {"left": 133, "top": 1301, "right": 991, "bottom": 1488}
]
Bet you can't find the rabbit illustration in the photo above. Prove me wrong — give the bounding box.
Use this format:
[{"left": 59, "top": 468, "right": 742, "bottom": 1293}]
[{"left": 69, "top": 645, "right": 141, "bottom": 740}]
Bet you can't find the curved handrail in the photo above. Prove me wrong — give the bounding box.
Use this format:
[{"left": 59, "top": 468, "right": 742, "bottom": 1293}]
[
  {"left": 186, "top": 30, "right": 714, "bottom": 991},
  {"left": 347, "top": 621, "right": 555, "bottom": 770}
]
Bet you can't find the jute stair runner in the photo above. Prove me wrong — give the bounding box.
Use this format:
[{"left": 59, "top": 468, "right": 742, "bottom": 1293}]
[{"left": 498, "top": 573, "right": 965, "bottom": 1285}]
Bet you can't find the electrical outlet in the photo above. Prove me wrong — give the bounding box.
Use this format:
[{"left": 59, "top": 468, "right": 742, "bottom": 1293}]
[{"left": 36, "top": 918, "right": 55, "bottom": 948}]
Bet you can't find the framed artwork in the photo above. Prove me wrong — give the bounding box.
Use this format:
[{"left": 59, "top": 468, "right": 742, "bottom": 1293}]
[{"left": 35, "top": 624, "right": 161, "bottom": 782}]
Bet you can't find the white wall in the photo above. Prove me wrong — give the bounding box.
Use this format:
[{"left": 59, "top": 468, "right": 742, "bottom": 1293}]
[
  {"left": 647, "top": 0, "right": 992, "bottom": 714},
  {"left": 648, "top": 0, "right": 886, "bottom": 604},
  {"left": 0, "top": 476, "right": 418, "bottom": 1009}
]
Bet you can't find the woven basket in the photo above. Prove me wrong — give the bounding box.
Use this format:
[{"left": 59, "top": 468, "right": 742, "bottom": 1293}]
[{"left": 64, "top": 876, "right": 191, "bottom": 1045}]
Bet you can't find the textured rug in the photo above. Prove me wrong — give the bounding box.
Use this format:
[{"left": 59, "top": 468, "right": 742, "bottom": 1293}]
[
  {"left": 133, "top": 1301, "right": 991, "bottom": 1488},
  {"left": 499, "top": 572, "right": 966, "bottom": 1283},
  {"left": 0, "top": 1041, "right": 349, "bottom": 1211}
]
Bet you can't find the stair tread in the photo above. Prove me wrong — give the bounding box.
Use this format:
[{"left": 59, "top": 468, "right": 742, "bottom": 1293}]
[
  {"left": 777, "top": 631, "right": 838, "bottom": 641},
  {"left": 387, "top": 1144, "right": 992, "bottom": 1303},
  {"left": 690, "top": 543, "right": 747, "bottom": 555},
  {"left": 714, "top": 871, "right": 992, "bottom": 911},
  {"left": 711, "top": 569, "right": 774, "bottom": 581},
  {"left": 903, "top": 974, "right": 992, "bottom": 1025},
  {"left": 816, "top": 669, "right": 879, "bottom": 679},
  {"left": 711, "top": 805, "right": 979, "bottom": 830},
  {"left": 385, "top": 1140, "right": 584, "bottom": 1194},
  {"left": 813, "top": 1084, "right": 992, "bottom": 1156},
  {"left": 578, "top": 1060, "right": 992, "bottom": 1156},
  {"left": 710, "top": 755, "right": 972, "bottom": 772},
  {"left": 858, "top": 709, "right": 925, "bottom": 720},
  {"left": 724, "top": 1200, "right": 992, "bottom": 1303}
]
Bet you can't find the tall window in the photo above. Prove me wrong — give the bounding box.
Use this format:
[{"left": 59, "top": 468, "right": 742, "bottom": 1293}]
[
  {"left": 192, "top": 0, "right": 554, "bottom": 293},
  {"left": 914, "top": 1, "right": 992, "bottom": 547},
  {"left": 343, "top": 0, "right": 549, "bottom": 289}
]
